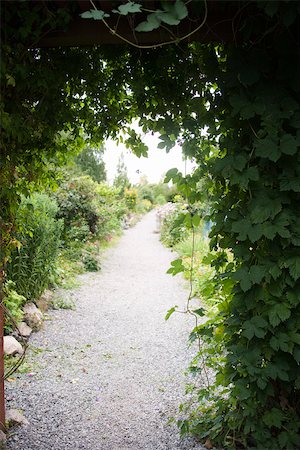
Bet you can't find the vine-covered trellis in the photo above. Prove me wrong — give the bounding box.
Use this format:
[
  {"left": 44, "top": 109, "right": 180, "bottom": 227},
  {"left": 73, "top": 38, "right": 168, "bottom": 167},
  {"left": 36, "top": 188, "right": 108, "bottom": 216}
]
[{"left": 1, "top": 1, "right": 300, "bottom": 448}]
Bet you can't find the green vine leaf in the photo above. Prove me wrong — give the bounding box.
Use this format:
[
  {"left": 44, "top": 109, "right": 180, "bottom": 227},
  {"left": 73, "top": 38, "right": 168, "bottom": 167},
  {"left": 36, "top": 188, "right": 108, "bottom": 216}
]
[
  {"left": 117, "top": 2, "right": 142, "bottom": 15},
  {"left": 263, "top": 408, "right": 284, "bottom": 428},
  {"left": 250, "top": 195, "right": 282, "bottom": 224},
  {"left": 255, "top": 136, "right": 281, "bottom": 161},
  {"left": 167, "top": 258, "right": 185, "bottom": 276},
  {"left": 135, "top": 13, "right": 161, "bottom": 32},
  {"left": 192, "top": 214, "right": 201, "bottom": 227},
  {"left": 248, "top": 265, "right": 266, "bottom": 284},
  {"left": 80, "top": 10, "right": 110, "bottom": 20},
  {"left": 242, "top": 316, "right": 268, "bottom": 340},
  {"left": 268, "top": 303, "right": 291, "bottom": 327},
  {"left": 165, "top": 306, "right": 177, "bottom": 321},
  {"left": 165, "top": 168, "right": 179, "bottom": 183},
  {"left": 193, "top": 308, "right": 205, "bottom": 317},
  {"left": 156, "top": 12, "right": 180, "bottom": 26},
  {"left": 135, "top": 0, "right": 187, "bottom": 32},
  {"left": 232, "top": 267, "right": 252, "bottom": 292},
  {"left": 280, "top": 177, "right": 300, "bottom": 192},
  {"left": 174, "top": 0, "right": 188, "bottom": 20},
  {"left": 280, "top": 134, "right": 299, "bottom": 155},
  {"left": 282, "top": 256, "right": 300, "bottom": 280}
]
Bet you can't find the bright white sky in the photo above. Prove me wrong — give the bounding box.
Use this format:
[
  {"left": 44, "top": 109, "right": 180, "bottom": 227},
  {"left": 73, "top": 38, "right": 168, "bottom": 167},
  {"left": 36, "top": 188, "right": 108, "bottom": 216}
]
[{"left": 103, "top": 132, "right": 196, "bottom": 185}]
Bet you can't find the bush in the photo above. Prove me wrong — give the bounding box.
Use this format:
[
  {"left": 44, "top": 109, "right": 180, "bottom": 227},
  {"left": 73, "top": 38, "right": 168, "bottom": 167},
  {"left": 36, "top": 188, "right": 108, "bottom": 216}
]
[
  {"left": 82, "top": 253, "right": 100, "bottom": 271},
  {"left": 158, "top": 202, "right": 189, "bottom": 247},
  {"left": 54, "top": 176, "right": 127, "bottom": 245},
  {"left": 124, "top": 187, "right": 138, "bottom": 211},
  {"left": 3, "top": 281, "right": 26, "bottom": 334},
  {"left": 54, "top": 176, "right": 99, "bottom": 239},
  {"left": 136, "top": 199, "right": 153, "bottom": 214},
  {"left": 154, "top": 194, "right": 166, "bottom": 205},
  {"left": 6, "top": 193, "right": 63, "bottom": 300},
  {"left": 65, "top": 220, "right": 90, "bottom": 243}
]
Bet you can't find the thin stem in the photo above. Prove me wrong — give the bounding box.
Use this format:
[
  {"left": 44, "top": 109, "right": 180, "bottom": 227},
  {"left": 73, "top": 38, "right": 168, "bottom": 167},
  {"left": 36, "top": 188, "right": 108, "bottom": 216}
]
[{"left": 88, "top": 0, "right": 208, "bottom": 50}]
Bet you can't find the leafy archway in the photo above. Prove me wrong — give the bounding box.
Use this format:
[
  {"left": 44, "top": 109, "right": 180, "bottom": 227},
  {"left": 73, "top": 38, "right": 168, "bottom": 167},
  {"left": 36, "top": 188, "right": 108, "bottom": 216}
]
[{"left": 1, "top": 1, "right": 300, "bottom": 448}]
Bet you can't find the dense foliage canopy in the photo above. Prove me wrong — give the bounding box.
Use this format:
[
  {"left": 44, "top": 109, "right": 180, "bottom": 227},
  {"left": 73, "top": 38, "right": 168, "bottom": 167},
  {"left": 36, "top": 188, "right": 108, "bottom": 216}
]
[{"left": 1, "top": 1, "right": 300, "bottom": 448}]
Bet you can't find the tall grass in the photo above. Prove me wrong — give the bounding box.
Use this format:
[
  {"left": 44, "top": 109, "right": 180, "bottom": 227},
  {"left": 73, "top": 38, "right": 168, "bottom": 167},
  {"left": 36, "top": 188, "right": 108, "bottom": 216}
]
[
  {"left": 7, "top": 193, "right": 63, "bottom": 300},
  {"left": 174, "top": 232, "right": 209, "bottom": 258},
  {"left": 174, "top": 232, "right": 215, "bottom": 304}
]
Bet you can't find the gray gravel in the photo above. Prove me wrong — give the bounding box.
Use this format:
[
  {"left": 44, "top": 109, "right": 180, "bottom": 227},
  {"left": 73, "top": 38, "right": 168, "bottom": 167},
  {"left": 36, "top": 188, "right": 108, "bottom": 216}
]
[{"left": 6, "top": 211, "right": 206, "bottom": 450}]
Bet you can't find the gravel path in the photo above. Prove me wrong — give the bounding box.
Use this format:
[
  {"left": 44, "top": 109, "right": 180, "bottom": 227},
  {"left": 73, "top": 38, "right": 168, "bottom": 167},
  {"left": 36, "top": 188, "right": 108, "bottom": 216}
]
[{"left": 6, "top": 211, "right": 205, "bottom": 450}]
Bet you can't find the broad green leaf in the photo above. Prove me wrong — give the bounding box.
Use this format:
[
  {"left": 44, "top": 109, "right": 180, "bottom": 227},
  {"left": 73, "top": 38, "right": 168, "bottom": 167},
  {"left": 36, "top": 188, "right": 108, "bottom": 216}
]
[
  {"left": 252, "top": 315, "right": 268, "bottom": 329},
  {"left": 270, "top": 336, "right": 279, "bottom": 350},
  {"left": 232, "top": 267, "right": 252, "bottom": 292},
  {"left": 248, "top": 223, "right": 264, "bottom": 242},
  {"left": 165, "top": 168, "right": 178, "bottom": 182},
  {"left": 278, "top": 432, "right": 290, "bottom": 449},
  {"left": 280, "top": 177, "right": 300, "bottom": 192},
  {"left": 231, "top": 218, "right": 251, "bottom": 241},
  {"left": 268, "top": 303, "right": 291, "bottom": 327},
  {"left": 135, "top": 13, "right": 161, "bottom": 32},
  {"left": 81, "top": 10, "right": 95, "bottom": 19},
  {"left": 174, "top": 0, "right": 188, "bottom": 20},
  {"left": 257, "top": 377, "right": 267, "bottom": 389},
  {"left": 118, "top": 2, "right": 142, "bottom": 15},
  {"left": 250, "top": 195, "right": 282, "bottom": 224},
  {"left": 232, "top": 154, "right": 247, "bottom": 171},
  {"left": 293, "top": 348, "right": 300, "bottom": 363},
  {"left": 269, "top": 264, "right": 281, "bottom": 280},
  {"left": 283, "top": 256, "right": 300, "bottom": 280},
  {"left": 289, "top": 332, "right": 300, "bottom": 345},
  {"left": 261, "top": 222, "right": 277, "bottom": 239},
  {"left": 280, "top": 134, "right": 298, "bottom": 155},
  {"left": 80, "top": 10, "right": 109, "bottom": 20},
  {"left": 255, "top": 136, "right": 281, "bottom": 162},
  {"left": 167, "top": 258, "right": 185, "bottom": 276},
  {"left": 242, "top": 321, "right": 255, "bottom": 340},
  {"left": 165, "top": 306, "right": 177, "bottom": 320},
  {"left": 192, "top": 214, "right": 201, "bottom": 227},
  {"left": 263, "top": 408, "right": 284, "bottom": 428},
  {"left": 287, "top": 290, "right": 299, "bottom": 306},
  {"left": 249, "top": 265, "right": 266, "bottom": 284},
  {"left": 193, "top": 308, "right": 205, "bottom": 317},
  {"left": 277, "top": 332, "right": 291, "bottom": 352},
  {"left": 242, "top": 316, "right": 268, "bottom": 340},
  {"left": 157, "top": 12, "right": 180, "bottom": 26}
]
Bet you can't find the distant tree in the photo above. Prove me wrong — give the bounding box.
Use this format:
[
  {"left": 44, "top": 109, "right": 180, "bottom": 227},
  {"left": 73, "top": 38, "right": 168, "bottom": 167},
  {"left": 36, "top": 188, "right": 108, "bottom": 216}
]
[
  {"left": 74, "top": 146, "right": 106, "bottom": 183},
  {"left": 113, "top": 153, "right": 130, "bottom": 194}
]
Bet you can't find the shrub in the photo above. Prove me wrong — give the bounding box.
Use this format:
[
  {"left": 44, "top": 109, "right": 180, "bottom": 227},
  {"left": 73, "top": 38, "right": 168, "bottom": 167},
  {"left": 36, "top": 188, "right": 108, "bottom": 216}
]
[
  {"left": 6, "top": 193, "right": 63, "bottom": 300},
  {"left": 136, "top": 199, "right": 153, "bottom": 214},
  {"left": 54, "top": 176, "right": 127, "bottom": 245},
  {"left": 124, "top": 187, "right": 138, "bottom": 211},
  {"left": 82, "top": 253, "right": 100, "bottom": 271},
  {"left": 154, "top": 194, "right": 166, "bottom": 205},
  {"left": 54, "top": 175, "right": 99, "bottom": 239},
  {"left": 158, "top": 202, "right": 189, "bottom": 247},
  {"left": 3, "top": 281, "right": 26, "bottom": 334},
  {"left": 65, "top": 220, "right": 90, "bottom": 243}
]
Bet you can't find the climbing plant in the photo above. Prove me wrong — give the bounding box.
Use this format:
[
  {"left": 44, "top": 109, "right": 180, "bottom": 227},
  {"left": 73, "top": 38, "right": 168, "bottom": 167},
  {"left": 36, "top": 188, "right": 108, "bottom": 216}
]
[{"left": 1, "top": 1, "right": 300, "bottom": 448}]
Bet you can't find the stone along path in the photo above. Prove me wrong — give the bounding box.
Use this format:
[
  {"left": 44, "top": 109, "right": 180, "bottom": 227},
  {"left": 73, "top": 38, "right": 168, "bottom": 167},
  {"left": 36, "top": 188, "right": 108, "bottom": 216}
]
[{"left": 6, "top": 211, "right": 205, "bottom": 450}]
